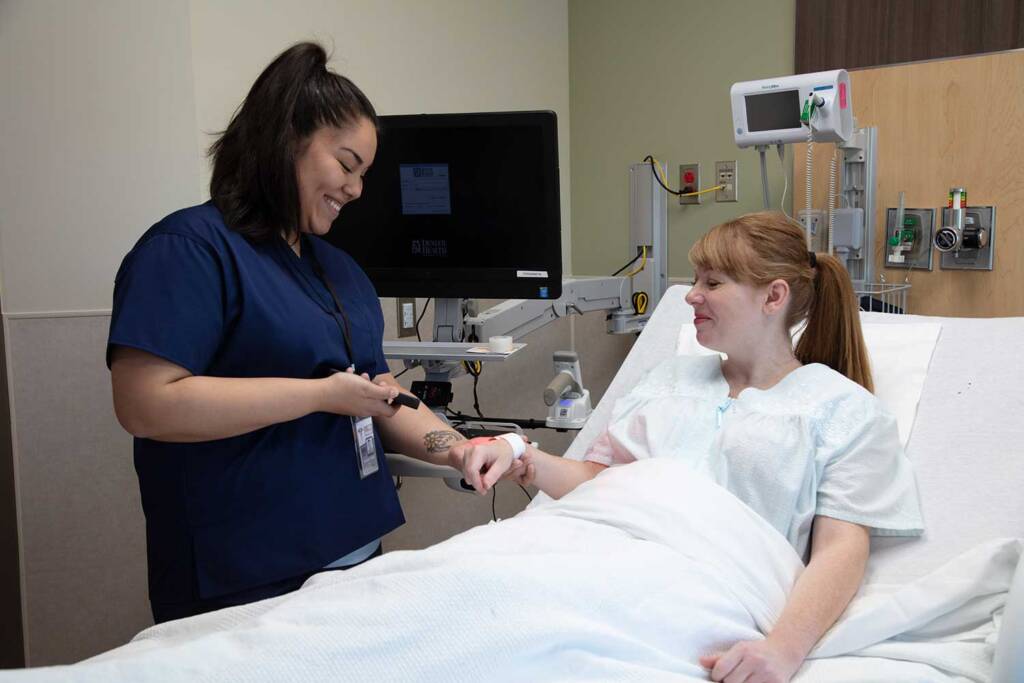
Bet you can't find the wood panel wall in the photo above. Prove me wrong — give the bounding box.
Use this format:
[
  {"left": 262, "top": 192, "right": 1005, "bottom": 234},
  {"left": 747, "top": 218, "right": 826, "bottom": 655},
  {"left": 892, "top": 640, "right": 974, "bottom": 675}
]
[
  {"left": 794, "top": 50, "right": 1024, "bottom": 317},
  {"left": 796, "top": 0, "right": 1024, "bottom": 73}
]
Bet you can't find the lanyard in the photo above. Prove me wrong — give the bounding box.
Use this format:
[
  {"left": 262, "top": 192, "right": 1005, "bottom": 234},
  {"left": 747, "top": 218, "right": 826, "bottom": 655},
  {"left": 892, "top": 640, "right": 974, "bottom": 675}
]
[{"left": 303, "top": 241, "right": 357, "bottom": 371}]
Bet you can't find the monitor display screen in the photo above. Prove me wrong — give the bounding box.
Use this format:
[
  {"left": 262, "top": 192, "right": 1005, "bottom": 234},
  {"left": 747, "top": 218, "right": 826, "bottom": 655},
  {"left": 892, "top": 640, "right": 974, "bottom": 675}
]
[
  {"left": 744, "top": 89, "right": 801, "bottom": 132},
  {"left": 326, "top": 111, "right": 562, "bottom": 299}
]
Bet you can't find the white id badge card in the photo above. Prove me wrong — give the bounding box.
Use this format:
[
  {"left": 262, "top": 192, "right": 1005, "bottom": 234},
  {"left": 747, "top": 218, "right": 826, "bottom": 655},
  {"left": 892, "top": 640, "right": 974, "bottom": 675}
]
[{"left": 351, "top": 416, "right": 379, "bottom": 479}]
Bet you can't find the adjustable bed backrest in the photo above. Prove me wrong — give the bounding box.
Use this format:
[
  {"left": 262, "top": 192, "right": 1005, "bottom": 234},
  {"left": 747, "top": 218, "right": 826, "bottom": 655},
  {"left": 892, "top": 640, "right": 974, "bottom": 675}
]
[{"left": 567, "top": 285, "right": 1024, "bottom": 574}]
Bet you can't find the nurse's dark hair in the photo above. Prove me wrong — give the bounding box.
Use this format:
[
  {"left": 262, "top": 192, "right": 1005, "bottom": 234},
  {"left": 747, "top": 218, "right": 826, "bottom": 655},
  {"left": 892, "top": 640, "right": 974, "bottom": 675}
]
[
  {"left": 688, "top": 211, "right": 873, "bottom": 393},
  {"left": 208, "top": 41, "right": 379, "bottom": 242}
]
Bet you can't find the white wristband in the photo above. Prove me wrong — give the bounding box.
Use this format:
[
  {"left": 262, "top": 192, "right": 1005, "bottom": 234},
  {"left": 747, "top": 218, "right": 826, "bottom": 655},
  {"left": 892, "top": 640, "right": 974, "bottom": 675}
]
[{"left": 495, "top": 433, "right": 527, "bottom": 459}]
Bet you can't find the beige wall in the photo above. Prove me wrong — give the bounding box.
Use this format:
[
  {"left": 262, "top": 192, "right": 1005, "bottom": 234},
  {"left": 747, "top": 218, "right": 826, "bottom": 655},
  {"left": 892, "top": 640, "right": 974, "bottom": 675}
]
[
  {"left": 568, "top": 0, "right": 795, "bottom": 278},
  {"left": 0, "top": 0, "right": 203, "bottom": 315},
  {"left": 0, "top": 0, "right": 201, "bottom": 664}
]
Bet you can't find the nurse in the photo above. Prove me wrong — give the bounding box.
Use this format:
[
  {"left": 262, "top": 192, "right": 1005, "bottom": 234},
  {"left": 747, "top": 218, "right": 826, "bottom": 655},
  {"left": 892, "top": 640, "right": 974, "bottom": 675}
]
[
  {"left": 450, "top": 212, "right": 924, "bottom": 683},
  {"left": 108, "top": 42, "right": 472, "bottom": 623}
]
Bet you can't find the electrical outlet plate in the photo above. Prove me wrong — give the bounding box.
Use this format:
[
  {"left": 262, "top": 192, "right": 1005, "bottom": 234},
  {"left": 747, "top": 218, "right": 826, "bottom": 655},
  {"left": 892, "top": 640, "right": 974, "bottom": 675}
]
[
  {"left": 678, "top": 163, "right": 700, "bottom": 205},
  {"left": 396, "top": 297, "right": 417, "bottom": 337},
  {"left": 714, "top": 160, "right": 737, "bottom": 202}
]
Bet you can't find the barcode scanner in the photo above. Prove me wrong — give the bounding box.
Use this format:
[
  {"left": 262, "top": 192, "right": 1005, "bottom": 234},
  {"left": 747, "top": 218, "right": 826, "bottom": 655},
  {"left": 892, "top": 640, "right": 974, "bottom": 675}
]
[{"left": 328, "top": 367, "right": 422, "bottom": 410}]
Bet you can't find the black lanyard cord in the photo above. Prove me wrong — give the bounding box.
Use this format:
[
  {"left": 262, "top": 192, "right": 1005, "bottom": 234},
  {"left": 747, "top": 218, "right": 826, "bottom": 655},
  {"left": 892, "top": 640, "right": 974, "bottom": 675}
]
[{"left": 306, "top": 246, "right": 357, "bottom": 369}]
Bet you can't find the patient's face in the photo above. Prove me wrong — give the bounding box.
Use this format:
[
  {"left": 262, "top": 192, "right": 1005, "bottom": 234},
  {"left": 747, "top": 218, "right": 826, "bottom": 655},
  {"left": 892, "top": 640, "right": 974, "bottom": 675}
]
[{"left": 686, "top": 268, "right": 770, "bottom": 353}]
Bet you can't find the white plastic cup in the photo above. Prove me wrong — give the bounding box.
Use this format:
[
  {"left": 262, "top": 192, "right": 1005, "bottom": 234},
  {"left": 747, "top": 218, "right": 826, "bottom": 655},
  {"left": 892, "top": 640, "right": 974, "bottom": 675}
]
[{"left": 489, "top": 336, "right": 513, "bottom": 353}]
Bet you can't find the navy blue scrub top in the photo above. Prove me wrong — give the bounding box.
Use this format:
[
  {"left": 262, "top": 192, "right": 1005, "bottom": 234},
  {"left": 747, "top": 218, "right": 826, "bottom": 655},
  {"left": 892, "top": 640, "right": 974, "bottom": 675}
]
[{"left": 107, "top": 202, "right": 404, "bottom": 605}]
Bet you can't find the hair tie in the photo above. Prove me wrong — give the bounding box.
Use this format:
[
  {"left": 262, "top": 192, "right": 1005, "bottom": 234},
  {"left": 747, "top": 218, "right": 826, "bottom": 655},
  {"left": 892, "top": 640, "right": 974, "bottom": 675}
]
[{"left": 808, "top": 251, "right": 817, "bottom": 268}]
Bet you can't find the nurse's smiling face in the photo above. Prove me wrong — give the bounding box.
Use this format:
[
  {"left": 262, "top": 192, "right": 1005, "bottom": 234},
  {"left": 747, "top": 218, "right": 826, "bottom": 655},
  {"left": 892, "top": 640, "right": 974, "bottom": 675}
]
[{"left": 294, "top": 117, "right": 377, "bottom": 237}]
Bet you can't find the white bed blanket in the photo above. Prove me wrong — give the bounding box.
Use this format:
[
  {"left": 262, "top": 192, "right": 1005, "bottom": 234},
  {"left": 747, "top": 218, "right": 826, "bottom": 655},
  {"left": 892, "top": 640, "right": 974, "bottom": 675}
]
[
  {"left": 802, "top": 536, "right": 1019, "bottom": 682},
  {"left": 3, "top": 460, "right": 1016, "bottom": 683}
]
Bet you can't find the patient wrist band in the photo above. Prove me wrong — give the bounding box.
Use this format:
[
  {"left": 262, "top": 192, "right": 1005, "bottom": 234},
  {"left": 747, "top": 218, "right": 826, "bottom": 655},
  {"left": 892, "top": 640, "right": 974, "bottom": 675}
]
[{"left": 496, "top": 433, "right": 527, "bottom": 459}]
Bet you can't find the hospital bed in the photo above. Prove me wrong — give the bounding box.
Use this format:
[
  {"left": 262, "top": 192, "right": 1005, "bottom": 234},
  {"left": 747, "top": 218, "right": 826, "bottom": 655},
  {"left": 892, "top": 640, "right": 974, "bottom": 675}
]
[
  {"left": 559, "top": 284, "right": 1024, "bottom": 682},
  {"left": 2, "top": 285, "right": 1020, "bottom": 682}
]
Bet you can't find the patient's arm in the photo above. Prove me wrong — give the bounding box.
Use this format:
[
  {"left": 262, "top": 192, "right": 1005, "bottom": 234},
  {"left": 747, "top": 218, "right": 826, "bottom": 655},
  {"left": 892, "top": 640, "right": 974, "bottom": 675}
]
[
  {"left": 448, "top": 440, "right": 605, "bottom": 498},
  {"left": 701, "top": 516, "right": 869, "bottom": 683},
  {"left": 372, "top": 371, "right": 594, "bottom": 491},
  {"left": 520, "top": 448, "right": 606, "bottom": 499}
]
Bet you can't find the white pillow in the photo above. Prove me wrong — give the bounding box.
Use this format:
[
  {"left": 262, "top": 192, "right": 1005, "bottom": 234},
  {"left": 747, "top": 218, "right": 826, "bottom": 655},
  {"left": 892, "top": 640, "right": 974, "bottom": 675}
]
[{"left": 677, "top": 321, "right": 941, "bottom": 447}]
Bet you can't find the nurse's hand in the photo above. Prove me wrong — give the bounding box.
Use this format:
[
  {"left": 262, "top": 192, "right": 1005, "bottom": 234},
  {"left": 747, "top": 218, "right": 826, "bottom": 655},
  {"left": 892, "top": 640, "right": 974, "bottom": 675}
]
[
  {"left": 448, "top": 437, "right": 514, "bottom": 495},
  {"left": 320, "top": 369, "right": 400, "bottom": 418}
]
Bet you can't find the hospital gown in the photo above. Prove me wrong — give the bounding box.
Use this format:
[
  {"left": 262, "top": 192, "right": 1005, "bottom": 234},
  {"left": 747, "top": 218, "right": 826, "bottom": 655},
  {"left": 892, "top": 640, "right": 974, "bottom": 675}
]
[{"left": 584, "top": 354, "right": 924, "bottom": 560}]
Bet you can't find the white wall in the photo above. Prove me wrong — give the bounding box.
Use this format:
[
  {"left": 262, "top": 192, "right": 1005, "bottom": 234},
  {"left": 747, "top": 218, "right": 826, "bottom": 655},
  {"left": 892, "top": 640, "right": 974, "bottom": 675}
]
[
  {"left": 0, "top": 0, "right": 571, "bottom": 313},
  {"left": 0, "top": 0, "right": 202, "bottom": 315},
  {"left": 189, "top": 0, "right": 572, "bottom": 272}
]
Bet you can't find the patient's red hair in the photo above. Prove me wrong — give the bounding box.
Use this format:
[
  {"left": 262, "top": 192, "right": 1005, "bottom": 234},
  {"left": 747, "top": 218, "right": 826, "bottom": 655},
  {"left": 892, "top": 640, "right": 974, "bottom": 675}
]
[{"left": 689, "top": 211, "right": 873, "bottom": 393}]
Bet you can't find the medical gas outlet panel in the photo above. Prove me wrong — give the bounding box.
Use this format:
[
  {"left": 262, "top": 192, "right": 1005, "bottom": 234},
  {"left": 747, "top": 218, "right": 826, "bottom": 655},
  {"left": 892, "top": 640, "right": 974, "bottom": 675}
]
[
  {"left": 933, "top": 188, "right": 996, "bottom": 271},
  {"left": 935, "top": 206, "right": 996, "bottom": 270},
  {"left": 885, "top": 208, "right": 934, "bottom": 270}
]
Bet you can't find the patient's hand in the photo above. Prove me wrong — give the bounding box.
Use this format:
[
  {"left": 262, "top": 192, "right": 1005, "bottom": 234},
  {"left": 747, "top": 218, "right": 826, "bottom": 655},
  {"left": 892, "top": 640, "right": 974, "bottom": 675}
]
[
  {"left": 503, "top": 452, "right": 536, "bottom": 488},
  {"left": 447, "top": 437, "right": 515, "bottom": 495},
  {"left": 700, "top": 638, "right": 802, "bottom": 683}
]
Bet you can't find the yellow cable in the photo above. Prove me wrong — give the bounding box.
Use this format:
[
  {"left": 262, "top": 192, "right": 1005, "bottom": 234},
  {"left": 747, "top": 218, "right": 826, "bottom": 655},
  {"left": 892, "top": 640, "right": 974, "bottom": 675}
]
[
  {"left": 649, "top": 156, "right": 671, "bottom": 188},
  {"left": 622, "top": 246, "right": 648, "bottom": 278},
  {"left": 678, "top": 185, "right": 725, "bottom": 197},
  {"left": 648, "top": 156, "right": 724, "bottom": 197},
  {"left": 632, "top": 291, "right": 649, "bottom": 315}
]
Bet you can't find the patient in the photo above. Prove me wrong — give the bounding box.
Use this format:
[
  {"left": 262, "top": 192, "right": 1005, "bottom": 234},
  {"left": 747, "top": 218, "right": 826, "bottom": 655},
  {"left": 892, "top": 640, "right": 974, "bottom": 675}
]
[{"left": 450, "top": 211, "right": 923, "bottom": 683}]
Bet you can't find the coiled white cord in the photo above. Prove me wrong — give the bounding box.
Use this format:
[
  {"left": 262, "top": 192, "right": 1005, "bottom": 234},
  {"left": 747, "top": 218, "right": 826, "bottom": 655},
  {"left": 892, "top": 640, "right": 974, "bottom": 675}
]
[
  {"left": 828, "top": 147, "right": 837, "bottom": 256},
  {"left": 804, "top": 122, "right": 814, "bottom": 249}
]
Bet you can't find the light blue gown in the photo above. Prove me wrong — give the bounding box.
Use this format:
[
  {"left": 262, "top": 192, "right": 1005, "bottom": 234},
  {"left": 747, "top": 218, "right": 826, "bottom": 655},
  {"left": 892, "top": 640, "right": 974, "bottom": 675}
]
[{"left": 585, "top": 355, "right": 924, "bottom": 560}]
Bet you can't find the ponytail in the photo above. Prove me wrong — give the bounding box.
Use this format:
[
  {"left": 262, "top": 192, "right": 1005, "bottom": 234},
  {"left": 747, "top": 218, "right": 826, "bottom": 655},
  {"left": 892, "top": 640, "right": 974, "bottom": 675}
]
[
  {"left": 209, "top": 41, "right": 379, "bottom": 242},
  {"left": 795, "top": 253, "right": 874, "bottom": 392}
]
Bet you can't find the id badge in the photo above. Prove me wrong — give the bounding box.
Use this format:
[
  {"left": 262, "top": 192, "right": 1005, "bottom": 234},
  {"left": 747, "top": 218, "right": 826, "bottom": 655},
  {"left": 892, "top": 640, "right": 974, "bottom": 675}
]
[{"left": 351, "top": 416, "right": 379, "bottom": 479}]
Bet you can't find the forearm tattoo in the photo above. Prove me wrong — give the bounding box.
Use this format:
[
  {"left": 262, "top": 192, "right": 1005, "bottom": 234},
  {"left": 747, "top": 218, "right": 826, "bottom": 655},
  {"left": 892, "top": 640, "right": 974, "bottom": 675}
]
[{"left": 423, "top": 430, "right": 466, "bottom": 454}]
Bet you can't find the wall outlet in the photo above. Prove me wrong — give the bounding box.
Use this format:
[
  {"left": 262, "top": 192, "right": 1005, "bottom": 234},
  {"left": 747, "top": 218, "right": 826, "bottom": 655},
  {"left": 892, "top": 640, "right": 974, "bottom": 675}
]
[
  {"left": 396, "top": 297, "right": 417, "bottom": 337},
  {"left": 714, "top": 160, "right": 737, "bottom": 202},
  {"left": 678, "top": 163, "right": 701, "bottom": 205}
]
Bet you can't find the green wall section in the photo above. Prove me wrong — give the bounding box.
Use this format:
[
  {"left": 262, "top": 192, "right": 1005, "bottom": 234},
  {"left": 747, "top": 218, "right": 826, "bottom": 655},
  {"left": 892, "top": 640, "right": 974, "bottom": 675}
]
[{"left": 569, "top": 0, "right": 795, "bottom": 278}]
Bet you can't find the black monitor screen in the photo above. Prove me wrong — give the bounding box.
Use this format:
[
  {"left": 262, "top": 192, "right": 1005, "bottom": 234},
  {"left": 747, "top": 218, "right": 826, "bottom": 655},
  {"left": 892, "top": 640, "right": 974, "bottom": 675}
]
[
  {"left": 326, "top": 111, "right": 562, "bottom": 299},
  {"left": 744, "top": 90, "right": 801, "bottom": 132}
]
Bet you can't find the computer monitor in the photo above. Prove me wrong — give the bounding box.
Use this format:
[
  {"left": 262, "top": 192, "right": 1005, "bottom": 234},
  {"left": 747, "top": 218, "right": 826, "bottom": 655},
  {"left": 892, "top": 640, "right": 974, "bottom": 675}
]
[{"left": 326, "top": 111, "right": 562, "bottom": 299}]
